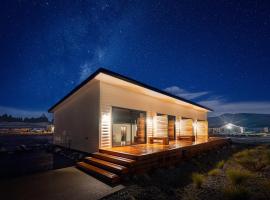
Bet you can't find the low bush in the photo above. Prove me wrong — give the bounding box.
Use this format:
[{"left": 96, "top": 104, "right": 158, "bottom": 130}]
[
  {"left": 223, "top": 186, "right": 250, "bottom": 200},
  {"left": 208, "top": 168, "right": 221, "bottom": 176},
  {"left": 233, "top": 147, "right": 270, "bottom": 171},
  {"left": 192, "top": 173, "right": 205, "bottom": 188},
  {"left": 226, "top": 169, "right": 252, "bottom": 185},
  {"left": 216, "top": 160, "right": 225, "bottom": 169}
]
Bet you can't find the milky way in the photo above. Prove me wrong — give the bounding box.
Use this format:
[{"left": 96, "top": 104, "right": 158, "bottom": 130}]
[{"left": 0, "top": 0, "right": 270, "bottom": 116}]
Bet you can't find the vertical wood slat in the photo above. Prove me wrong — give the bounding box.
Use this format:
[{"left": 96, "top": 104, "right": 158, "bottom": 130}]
[
  {"left": 154, "top": 115, "right": 168, "bottom": 137},
  {"left": 136, "top": 116, "right": 146, "bottom": 143},
  {"left": 146, "top": 111, "right": 154, "bottom": 143},
  {"left": 180, "top": 119, "right": 194, "bottom": 136},
  {"left": 197, "top": 121, "right": 208, "bottom": 140},
  {"left": 100, "top": 105, "right": 111, "bottom": 148},
  {"left": 168, "top": 118, "right": 175, "bottom": 140},
  {"left": 175, "top": 116, "right": 181, "bottom": 137}
]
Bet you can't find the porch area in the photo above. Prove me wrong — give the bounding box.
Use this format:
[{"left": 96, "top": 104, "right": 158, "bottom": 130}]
[
  {"left": 99, "top": 137, "right": 213, "bottom": 159},
  {"left": 77, "top": 137, "right": 231, "bottom": 184}
]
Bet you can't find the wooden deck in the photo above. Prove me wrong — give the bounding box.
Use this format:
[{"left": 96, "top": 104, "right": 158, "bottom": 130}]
[
  {"left": 99, "top": 137, "right": 226, "bottom": 159},
  {"left": 77, "top": 137, "right": 231, "bottom": 184}
]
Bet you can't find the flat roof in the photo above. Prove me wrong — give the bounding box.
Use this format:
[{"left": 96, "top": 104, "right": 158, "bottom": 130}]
[{"left": 48, "top": 68, "right": 213, "bottom": 112}]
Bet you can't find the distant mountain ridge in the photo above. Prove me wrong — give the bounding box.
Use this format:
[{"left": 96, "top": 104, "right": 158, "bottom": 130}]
[
  {"left": 208, "top": 113, "right": 270, "bottom": 128},
  {"left": 0, "top": 114, "right": 49, "bottom": 123},
  {"left": 0, "top": 121, "right": 50, "bottom": 128}
]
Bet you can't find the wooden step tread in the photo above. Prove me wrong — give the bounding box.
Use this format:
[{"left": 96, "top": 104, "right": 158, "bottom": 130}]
[
  {"left": 76, "top": 162, "right": 120, "bottom": 183},
  {"left": 99, "top": 149, "right": 137, "bottom": 160},
  {"left": 92, "top": 152, "right": 135, "bottom": 166},
  {"left": 84, "top": 157, "right": 128, "bottom": 174}
]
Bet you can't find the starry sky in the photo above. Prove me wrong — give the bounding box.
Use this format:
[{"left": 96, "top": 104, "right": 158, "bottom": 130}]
[{"left": 1, "top": 0, "right": 270, "bottom": 117}]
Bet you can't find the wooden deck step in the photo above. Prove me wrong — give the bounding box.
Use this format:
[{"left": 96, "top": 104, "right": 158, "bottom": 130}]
[
  {"left": 92, "top": 152, "right": 135, "bottom": 167},
  {"left": 76, "top": 161, "right": 120, "bottom": 184},
  {"left": 84, "top": 157, "right": 128, "bottom": 174},
  {"left": 99, "top": 149, "right": 137, "bottom": 160}
]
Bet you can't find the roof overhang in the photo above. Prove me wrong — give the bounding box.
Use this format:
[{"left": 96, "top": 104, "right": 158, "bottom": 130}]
[{"left": 48, "top": 68, "right": 213, "bottom": 113}]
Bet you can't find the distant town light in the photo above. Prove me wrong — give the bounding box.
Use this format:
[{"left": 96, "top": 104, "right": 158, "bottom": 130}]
[
  {"left": 51, "top": 125, "right": 55, "bottom": 133},
  {"left": 226, "top": 123, "right": 232, "bottom": 129}
]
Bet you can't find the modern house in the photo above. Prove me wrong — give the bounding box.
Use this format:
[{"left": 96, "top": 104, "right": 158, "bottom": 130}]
[{"left": 49, "top": 68, "right": 211, "bottom": 153}]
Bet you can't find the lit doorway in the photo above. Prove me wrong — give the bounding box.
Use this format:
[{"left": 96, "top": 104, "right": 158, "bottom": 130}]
[{"left": 112, "top": 107, "right": 146, "bottom": 147}]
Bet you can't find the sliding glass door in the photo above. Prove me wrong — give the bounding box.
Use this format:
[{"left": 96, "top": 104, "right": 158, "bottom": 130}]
[{"left": 112, "top": 107, "right": 146, "bottom": 147}]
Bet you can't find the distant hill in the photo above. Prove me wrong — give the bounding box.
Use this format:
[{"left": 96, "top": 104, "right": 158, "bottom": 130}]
[
  {"left": 0, "top": 113, "right": 49, "bottom": 123},
  {"left": 0, "top": 113, "right": 51, "bottom": 128},
  {"left": 0, "top": 121, "right": 50, "bottom": 128},
  {"left": 208, "top": 113, "right": 270, "bottom": 128}
]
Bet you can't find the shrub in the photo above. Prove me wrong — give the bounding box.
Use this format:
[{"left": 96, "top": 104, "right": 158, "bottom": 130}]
[
  {"left": 233, "top": 146, "right": 270, "bottom": 171},
  {"left": 223, "top": 186, "right": 250, "bottom": 200},
  {"left": 208, "top": 168, "right": 221, "bottom": 176},
  {"left": 192, "top": 173, "right": 205, "bottom": 188},
  {"left": 226, "top": 169, "right": 252, "bottom": 185},
  {"left": 216, "top": 160, "right": 225, "bottom": 169}
]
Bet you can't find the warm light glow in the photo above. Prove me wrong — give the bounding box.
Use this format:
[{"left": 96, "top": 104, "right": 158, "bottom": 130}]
[
  {"left": 193, "top": 121, "right": 198, "bottom": 129},
  {"left": 226, "top": 123, "right": 232, "bottom": 129},
  {"left": 100, "top": 112, "right": 112, "bottom": 148},
  {"left": 147, "top": 116, "right": 153, "bottom": 127},
  {"left": 102, "top": 113, "right": 110, "bottom": 123}
]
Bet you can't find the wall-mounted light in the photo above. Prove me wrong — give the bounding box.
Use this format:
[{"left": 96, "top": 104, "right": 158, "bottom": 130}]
[{"left": 102, "top": 114, "right": 110, "bottom": 123}]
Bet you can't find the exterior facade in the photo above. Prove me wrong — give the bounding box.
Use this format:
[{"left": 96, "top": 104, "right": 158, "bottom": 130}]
[{"left": 49, "top": 68, "right": 211, "bottom": 153}]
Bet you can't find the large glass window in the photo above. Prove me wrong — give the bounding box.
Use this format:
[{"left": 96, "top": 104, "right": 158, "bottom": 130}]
[{"left": 112, "top": 107, "right": 146, "bottom": 147}]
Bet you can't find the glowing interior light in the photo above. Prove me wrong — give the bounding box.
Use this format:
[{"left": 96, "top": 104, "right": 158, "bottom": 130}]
[{"left": 226, "top": 123, "right": 232, "bottom": 129}]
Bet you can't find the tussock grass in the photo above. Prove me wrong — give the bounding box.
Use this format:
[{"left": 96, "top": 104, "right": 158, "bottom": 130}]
[
  {"left": 192, "top": 173, "right": 205, "bottom": 188},
  {"left": 233, "top": 146, "right": 270, "bottom": 172},
  {"left": 208, "top": 168, "right": 221, "bottom": 176},
  {"left": 226, "top": 169, "right": 252, "bottom": 185},
  {"left": 216, "top": 160, "right": 225, "bottom": 169},
  {"left": 223, "top": 186, "right": 250, "bottom": 200}
]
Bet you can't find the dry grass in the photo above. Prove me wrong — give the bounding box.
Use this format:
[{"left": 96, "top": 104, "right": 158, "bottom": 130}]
[
  {"left": 226, "top": 169, "right": 252, "bottom": 185},
  {"left": 192, "top": 173, "right": 205, "bottom": 188},
  {"left": 208, "top": 168, "right": 221, "bottom": 176},
  {"left": 233, "top": 146, "right": 270, "bottom": 172},
  {"left": 216, "top": 160, "right": 225, "bottom": 169}
]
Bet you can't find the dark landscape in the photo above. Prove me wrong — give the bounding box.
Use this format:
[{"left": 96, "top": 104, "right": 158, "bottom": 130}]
[{"left": 103, "top": 143, "right": 270, "bottom": 200}]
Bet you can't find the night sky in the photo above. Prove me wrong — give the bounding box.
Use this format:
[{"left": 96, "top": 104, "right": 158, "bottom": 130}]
[{"left": 1, "top": 0, "right": 270, "bottom": 117}]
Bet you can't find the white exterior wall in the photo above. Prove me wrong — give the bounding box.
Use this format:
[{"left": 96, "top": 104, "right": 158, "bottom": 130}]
[
  {"left": 99, "top": 81, "right": 208, "bottom": 148},
  {"left": 53, "top": 81, "right": 100, "bottom": 153}
]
